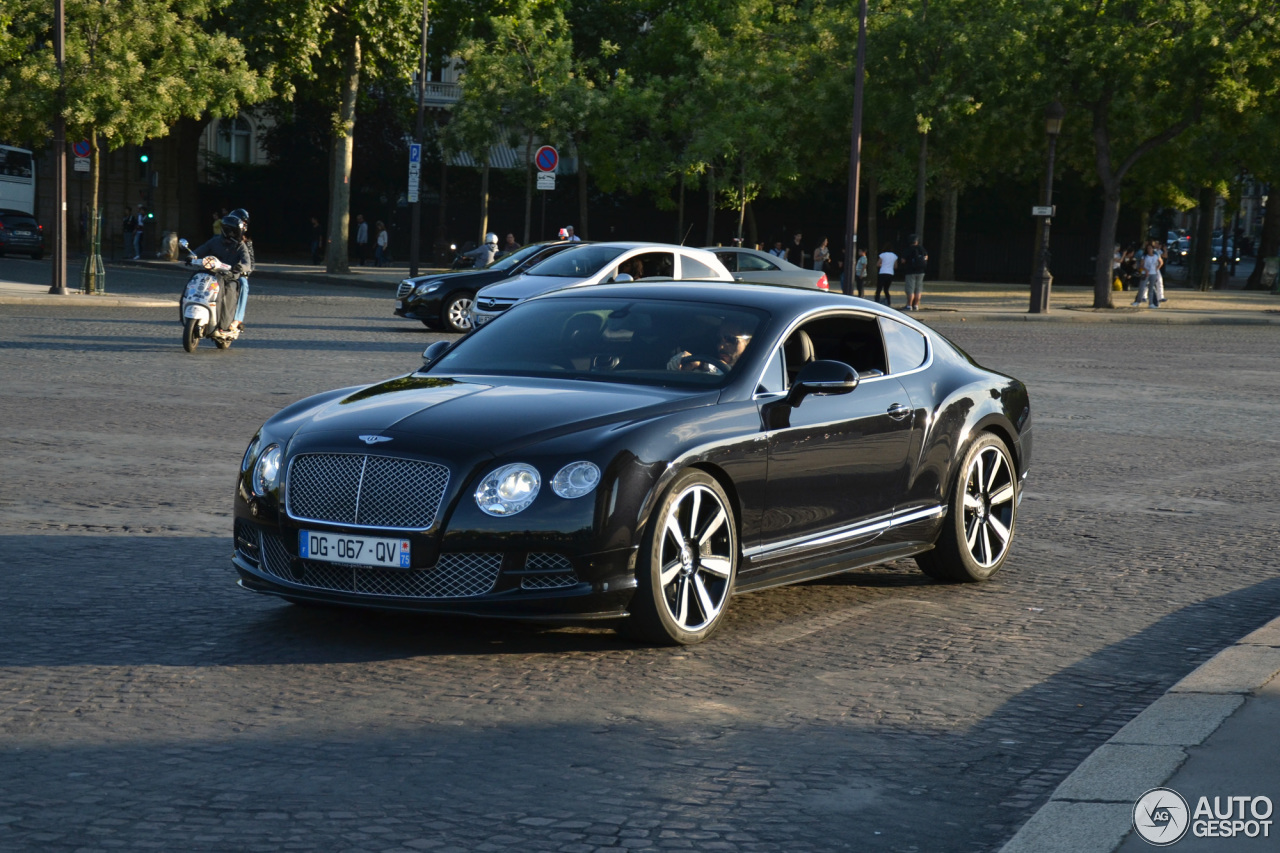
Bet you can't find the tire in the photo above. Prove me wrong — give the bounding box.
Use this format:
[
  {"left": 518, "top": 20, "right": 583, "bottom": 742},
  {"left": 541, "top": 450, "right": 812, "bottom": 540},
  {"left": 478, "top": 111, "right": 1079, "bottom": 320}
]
[
  {"left": 182, "top": 317, "right": 201, "bottom": 353},
  {"left": 420, "top": 319, "right": 442, "bottom": 330},
  {"left": 917, "top": 432, "right": 1018, "bottom": 582},
  {"left": 623, "top": 470, "right": 737, "bottom": 645},
  {"left": 442, "top": 292, "right": 475, "bottom": 333}
]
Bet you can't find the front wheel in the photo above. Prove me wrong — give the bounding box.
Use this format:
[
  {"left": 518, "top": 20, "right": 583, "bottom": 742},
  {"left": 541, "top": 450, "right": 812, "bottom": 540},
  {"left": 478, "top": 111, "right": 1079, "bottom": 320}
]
[
  {"left": 442, "top": 292, "right": 475, "bottom": 333},
  {"left": 623, "top": 470, "right": 737, "bottom": 645},
  {"left": 917, "top": 432, "right": 1018, "bottom": 582},
  {"left": 182, "top": 317, "right": 201, "bottom": 352}
]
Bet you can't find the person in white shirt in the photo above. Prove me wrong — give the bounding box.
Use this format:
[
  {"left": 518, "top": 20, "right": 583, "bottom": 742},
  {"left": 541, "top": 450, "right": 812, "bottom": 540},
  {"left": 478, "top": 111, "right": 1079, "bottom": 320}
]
[
  {"left": 876, "top": 249, "right": 899, "bottom": 306},
  {"left": 1134, "top": 242, "right": 1164, "bottom": 307}
]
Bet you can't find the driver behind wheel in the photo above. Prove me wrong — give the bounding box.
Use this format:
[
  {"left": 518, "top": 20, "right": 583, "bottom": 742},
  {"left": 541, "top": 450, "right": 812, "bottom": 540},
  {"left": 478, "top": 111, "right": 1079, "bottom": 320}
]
[{"left": 667, "top": 317, "right": 753, "bottom": 374}]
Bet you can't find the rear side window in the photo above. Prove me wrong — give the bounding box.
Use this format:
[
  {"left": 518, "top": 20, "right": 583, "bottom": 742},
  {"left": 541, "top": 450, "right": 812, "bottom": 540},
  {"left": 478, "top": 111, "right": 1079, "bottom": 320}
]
[
  {"left": 680, "top": 255, "right": 720, "bottom": 279},
  {"left": 879, "top": 317, "right": 928, "bottom": 373},
  {"left": 737, "top": 253, "right": 779, "bottom": 272}
]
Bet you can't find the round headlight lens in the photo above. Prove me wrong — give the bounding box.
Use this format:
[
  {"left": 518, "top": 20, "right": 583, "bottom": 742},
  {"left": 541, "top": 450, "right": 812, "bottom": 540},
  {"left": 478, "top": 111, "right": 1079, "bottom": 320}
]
[
  {"left": 414, "top": 282, "right": 439, "bottom": 296},
  {"left": 551, "top": 461, "right": 601, "bottom": 499},
  {"left": 241, "top": 434, "right": 261, "bottom": 473},
  {"left": 475, "top": 463, "right": 540, "bottom": 516},
  {"left": 253, "top": 444, "right": 282, "bottom": 497}
]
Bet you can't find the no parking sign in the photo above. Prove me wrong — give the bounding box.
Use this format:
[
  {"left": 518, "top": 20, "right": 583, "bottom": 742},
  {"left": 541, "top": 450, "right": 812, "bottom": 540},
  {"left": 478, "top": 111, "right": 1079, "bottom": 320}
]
[{"left": 534, "top": 145, "right": 559, "bottom": 172}]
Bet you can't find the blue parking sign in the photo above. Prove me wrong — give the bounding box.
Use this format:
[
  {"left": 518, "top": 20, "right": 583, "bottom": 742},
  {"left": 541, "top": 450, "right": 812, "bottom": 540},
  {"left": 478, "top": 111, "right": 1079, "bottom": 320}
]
[{"left": 409, "top": 143, "right": 421, "bottom": 163}]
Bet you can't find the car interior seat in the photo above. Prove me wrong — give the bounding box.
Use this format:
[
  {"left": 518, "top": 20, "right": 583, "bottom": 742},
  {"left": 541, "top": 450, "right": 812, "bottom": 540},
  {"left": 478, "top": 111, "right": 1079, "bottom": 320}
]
[{"left": 782, "top": 329, "right": 815, "bottom": 385}]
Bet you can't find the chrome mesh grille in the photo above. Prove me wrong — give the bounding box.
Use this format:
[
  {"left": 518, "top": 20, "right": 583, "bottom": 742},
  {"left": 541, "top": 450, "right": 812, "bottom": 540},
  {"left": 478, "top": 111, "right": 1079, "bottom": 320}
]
[
  {"left": 396, "top": 280, "right": 415, "bottom": 299},
  {"left": 520, "top": 553, "right": 579, "bottom": 590},
  {"left": 258, "top": 532, "right": 500, "bottom": 599},
  {"left": 287, "top": 453, "right": 449, "bottom": 530}
]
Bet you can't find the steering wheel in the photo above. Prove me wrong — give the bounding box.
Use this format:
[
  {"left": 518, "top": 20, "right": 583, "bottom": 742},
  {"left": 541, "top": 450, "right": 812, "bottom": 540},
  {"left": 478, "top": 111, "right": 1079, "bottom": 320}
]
[{"left": 679, "top": 353, "right": 730, "bottom": 375}]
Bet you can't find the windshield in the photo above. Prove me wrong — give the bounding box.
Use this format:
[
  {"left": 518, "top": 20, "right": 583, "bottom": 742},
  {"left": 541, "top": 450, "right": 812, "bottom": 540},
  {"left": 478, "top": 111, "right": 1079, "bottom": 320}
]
[
  {"left": 431, "top": 297, "right": 768, "bottom": 389},
  {"left": 525, "top": 245, "right": 625, "bottom": 278},
  {"left": 487, "top": 242, "right": 547, "bottom": 272}
]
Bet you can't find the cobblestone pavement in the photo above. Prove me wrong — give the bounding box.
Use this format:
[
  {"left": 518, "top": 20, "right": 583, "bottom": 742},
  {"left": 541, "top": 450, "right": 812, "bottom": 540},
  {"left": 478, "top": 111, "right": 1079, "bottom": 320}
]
[{"left": 2, "top": 268, "right": 1279, "bottom": 852}]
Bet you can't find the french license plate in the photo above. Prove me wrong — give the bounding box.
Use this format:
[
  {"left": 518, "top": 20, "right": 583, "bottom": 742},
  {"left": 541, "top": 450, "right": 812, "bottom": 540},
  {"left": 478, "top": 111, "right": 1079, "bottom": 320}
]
[
  {"left": 395, "top": 300, "right": 404, "bottom": 309},
  {"left": 299, "top": 530, "right": 411, "bottom": 568},
  {"left": 473, "top": 313, "right": 492, "bottom": 327},
  {"left": 14, "top": 230, "right": 31, "bottom": 237}
]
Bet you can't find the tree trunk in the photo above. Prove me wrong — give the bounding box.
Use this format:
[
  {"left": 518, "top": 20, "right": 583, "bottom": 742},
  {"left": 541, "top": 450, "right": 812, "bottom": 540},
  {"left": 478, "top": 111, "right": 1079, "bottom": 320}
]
[
  {"left": 1191, "top": 186, "right": 1215, "bottom": 291},
  {"left": 172, "top": 117, "right": 208, "bottom": 240},
  {"left": 1137, "top": 209, "right": 1150, "bottom": 246},
  {"left": 746, "top": 201, "right": 758, "bottom": 248},
  {"left": 435, "top": 157, "right": 449, "bottom": 262},
  {"left": 88, "top": 133, "right": 101, "bottom": 293},
  {"left": 676, "top": 173, "right": 685, "bottom": 244},
  {"left": 1093, "top": 185, "right": 1120, "bottom": 308},
  {"left": 736, "top": 169, "right": 746, "bottom": 244},
  {"left": 939, "top": 182, "right": 957, "bottom": 281},
  {"left": 704, "top": 166, "right": 715, "bottom": 246},
  {"left": 578, "top": 156, "right": 589, "bottom": 240},
  {"left": 326, "top": 37, "right": 360, "bottom": 274},
  {"left": 479, "top": 157, "right": 490, "bottom": 243},
  {"left": 1245, "top": 189, "right": 1279, "bottom": 289},
  {"left": 915, "top": 131, "right": 927, "bottom": 240},
  {"left": 522, "top": 131, "right": 534, "bottom": 245}
]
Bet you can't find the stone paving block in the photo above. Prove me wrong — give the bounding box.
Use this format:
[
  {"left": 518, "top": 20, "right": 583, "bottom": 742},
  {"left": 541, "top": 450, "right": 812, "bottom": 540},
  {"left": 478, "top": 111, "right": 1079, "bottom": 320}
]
[
  {"left": 998, "top": 802, "right": 1134, "bottom": 853},
  {"left": 1109, "top": 693, "right": 1243, "bottom": 746},
  {"left": 1052, "top": 744, "right": 1188, "bottom": 803},
  {"left": 1169, "top": 646, "right": 1280, "bottom": 694}
]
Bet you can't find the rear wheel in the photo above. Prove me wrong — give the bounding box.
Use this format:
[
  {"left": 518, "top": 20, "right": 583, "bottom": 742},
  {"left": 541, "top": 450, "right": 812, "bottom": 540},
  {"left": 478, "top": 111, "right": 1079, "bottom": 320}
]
[
  {"left": 623, "top": 470, "right": 737, "bottom": 645},
  {"left": 917, "top": 433, "right": 1017, "bottom": 582},
  {"left": 182, "top": 317, "right": 201, "bottom": 352},
  {"left": 442, "top": 291, "right": 475, "bottom": 333}
]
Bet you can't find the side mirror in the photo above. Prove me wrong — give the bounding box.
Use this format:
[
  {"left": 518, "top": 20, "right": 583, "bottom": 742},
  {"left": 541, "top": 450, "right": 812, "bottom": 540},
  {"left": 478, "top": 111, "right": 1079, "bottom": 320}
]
[
  {"left": 786, "top": 360, "right": 858, "bottom": 407},
  {"left": 612, "top": 273, "right": 634, "bottom": 283},
  {"left": 421, "top": 340, "right": 451, "bottom": 367}
]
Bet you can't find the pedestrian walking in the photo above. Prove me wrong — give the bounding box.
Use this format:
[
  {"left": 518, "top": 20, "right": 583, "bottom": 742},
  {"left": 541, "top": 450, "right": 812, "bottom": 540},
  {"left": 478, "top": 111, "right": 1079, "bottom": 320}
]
[
  {"left": 1135, "top": 242, "right": 1164, "bottom": 308},
  {"left": 901, "top": 234, "right": 928, "bottom": 311},
  {"left": 786, "top": 232, "right": 805, "bottom": 268},
  {"left": 853, "top": 248, "right": 868, "bottom": 298},
  {"left": 565, "top": 226, "right": 581, "bottom": 242},
  {"left": 353, "top": 214, "right": 369, "bottom": 266},
  {"left": 310, "top": 216, "right": 326, "bottom": 265},
  {"left": 122, "top": 207, "right": 136, "bottom": 257},
  {"left": 876, "top": 246, "right": 899, "bottom": 306},
  {"left": 132, "top": 204, "right": 146, "bottom": 259},
  {"left": 374, "top": 221, "right": 389, "bottom": 267},
  {"left": 502, "top": 233, "right": 520, "bottom": 254}
]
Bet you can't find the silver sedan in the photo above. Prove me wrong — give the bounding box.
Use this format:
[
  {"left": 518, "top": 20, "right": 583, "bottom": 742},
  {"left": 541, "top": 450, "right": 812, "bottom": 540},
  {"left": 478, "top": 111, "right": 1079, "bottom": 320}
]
[{"left": 705, "top": 247, "right": 830, "bottom": 291}]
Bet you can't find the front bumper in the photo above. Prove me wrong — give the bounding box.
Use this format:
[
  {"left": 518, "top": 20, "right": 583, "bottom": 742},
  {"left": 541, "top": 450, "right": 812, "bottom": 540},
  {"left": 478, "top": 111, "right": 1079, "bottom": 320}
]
[
  {"left": 234, "top": 518, "right": 638, "bottom": 621},
  {"left": 394, "top": 294, "right": 441, "bottom": 322}
]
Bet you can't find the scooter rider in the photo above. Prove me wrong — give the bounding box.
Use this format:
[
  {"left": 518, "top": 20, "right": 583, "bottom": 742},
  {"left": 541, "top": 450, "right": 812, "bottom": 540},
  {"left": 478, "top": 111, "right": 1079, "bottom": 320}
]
[
  {"left": 191, "top": 214, "right": 253, "bottom": 332},
  {"left": 228, "top": 208, "right": 253, "bottom": 331},
  {"left": 462, "top": 232, "right": 500, "bottom": 267}
]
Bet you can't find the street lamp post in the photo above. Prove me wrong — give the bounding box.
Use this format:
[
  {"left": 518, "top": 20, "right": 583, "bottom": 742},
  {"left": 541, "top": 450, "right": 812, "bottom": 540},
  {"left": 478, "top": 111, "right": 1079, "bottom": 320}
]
[
  {"left": 408, "top": 0, "right": 428, "bottom": 278},
  {"left": 841, "top": 0, "right": 868, "bottom": 298},
  {"left": 1029, "top": 101, "right": 1065, "bottom": 314}
]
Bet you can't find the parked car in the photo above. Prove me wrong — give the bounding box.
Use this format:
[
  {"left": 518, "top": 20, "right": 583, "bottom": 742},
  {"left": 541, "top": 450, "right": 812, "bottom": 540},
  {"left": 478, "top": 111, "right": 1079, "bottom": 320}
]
[
  {"left": 1170, "top": 236, "right": 1190, "bottom": 264},
  {"left": 469, "top": 242, "right": 733, "bottom": 328},
  {"left": 395, "top": 240, "right": 579, "bottom": 333},
  {"left": 233, "top": 282, "right": 1031, "bottom": 645},
  {"left": 1211, "top": 239, "right": 1241, "bottom": 264},
  {"left": 0, "top": 209, "right": 44, "bottom": 259},
  {"left": 705, "top": 246, "right": 829, "bottom": 291}
]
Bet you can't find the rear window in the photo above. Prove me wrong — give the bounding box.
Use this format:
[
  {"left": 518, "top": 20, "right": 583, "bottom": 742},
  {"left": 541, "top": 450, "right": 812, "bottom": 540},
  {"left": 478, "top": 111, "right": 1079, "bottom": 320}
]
[{"left": 0, "top": 214, "right": 37, "bottom": 228}]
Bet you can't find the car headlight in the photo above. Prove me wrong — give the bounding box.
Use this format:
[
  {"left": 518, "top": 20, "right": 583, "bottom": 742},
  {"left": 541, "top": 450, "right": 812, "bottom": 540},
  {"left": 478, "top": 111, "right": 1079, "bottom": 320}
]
[
  {"left": 241, "top": 434, "right": 261, "bottom": 472},
  {"left": 475, "top": 463, "right": 540, "bottom": 516},
  {"left": 253, "top": 444, "right": 282, "bottom": 497},
  {"left": 551, "top": 461, "right": 601, "bottom": 499},
  {"left": 414, "top": 282, "right": 440, "bottom": 296}
]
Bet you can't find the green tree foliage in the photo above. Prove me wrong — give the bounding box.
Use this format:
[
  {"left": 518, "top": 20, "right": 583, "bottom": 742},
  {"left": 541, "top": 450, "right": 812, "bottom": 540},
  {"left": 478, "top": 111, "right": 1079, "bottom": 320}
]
[{"left": 0, "top": 0, "right": 266, "bottom": 283}]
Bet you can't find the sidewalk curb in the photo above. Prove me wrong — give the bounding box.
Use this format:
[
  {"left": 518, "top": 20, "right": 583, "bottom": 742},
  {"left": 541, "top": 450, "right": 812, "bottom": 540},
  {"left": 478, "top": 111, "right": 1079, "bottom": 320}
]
[
  {"left": 116, "top": 258, "right": 416, "bottom": 292},
  {"left": 0, "top": 292, "right": 178, "bottom": 308},
  {"left": 998, "top": 618, "right": 1280, "bottom": 853},
  {"left": 931, "top": 311, "right": 1280, "bottom": 326}
]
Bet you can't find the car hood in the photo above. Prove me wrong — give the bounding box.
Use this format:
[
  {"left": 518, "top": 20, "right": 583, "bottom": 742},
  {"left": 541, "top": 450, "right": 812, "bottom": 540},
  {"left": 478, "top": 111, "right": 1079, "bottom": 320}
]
[
  {"left": 477, "top": 274, "right": 594, "bottom": 301},
  {"left": 291, "top": 374, "right": 713, "bottom": 456},
  {"left": 405, "top": 268, "right": 501, "bottom": 287}
]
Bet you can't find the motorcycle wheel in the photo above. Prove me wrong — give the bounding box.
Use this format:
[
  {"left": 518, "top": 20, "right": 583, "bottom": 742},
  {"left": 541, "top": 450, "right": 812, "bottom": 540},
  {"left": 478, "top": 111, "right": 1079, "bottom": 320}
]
[{"left": 182, "top": 318, "right": 201, "bottom": 353}]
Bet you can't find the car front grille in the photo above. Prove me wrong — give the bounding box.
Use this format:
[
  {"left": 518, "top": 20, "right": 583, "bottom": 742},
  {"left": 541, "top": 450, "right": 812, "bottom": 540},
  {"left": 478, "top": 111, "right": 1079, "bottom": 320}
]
[
  {"left": 286, "top": 453, "right": 449, "bottom": 531},
  {"left": 397, "top": 280, "right": 415, "bottom": 299},
  {"left": 519, "top": 552, "right": 579, "bottom": 590},
  {"left": 258, "top": 531, "right": 501, "bottom": 599},
  {"left": 475, "top": 297, "right": 515, "bottom": 313}
]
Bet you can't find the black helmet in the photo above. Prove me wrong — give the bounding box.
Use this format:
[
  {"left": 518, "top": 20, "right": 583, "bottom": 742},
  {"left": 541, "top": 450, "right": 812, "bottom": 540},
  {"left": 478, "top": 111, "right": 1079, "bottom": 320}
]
[
  {"left": 221, "top": 214, "right": 246, "bottom": 240},
  {"left": 229, "top": 208, "right": 250, "bottom": 229}
]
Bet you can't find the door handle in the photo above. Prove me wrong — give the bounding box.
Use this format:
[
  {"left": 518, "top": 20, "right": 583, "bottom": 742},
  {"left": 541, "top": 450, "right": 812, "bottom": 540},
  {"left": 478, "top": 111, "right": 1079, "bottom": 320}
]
[{"left": 887, "top": 403, "right": 912, "bottom": 421}]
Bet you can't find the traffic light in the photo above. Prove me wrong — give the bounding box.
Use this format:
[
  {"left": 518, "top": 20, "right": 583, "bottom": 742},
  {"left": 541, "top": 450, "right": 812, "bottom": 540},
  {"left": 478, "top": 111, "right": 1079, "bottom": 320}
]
[{"left": 137, "top": 147, "right": 152, "bottom": 179}]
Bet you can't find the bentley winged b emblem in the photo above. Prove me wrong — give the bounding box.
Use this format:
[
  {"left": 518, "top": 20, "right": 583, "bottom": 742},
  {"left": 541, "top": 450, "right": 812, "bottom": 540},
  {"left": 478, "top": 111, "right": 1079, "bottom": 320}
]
[{"left": 358, "top": 434, "right": 393, "bottom": 445}]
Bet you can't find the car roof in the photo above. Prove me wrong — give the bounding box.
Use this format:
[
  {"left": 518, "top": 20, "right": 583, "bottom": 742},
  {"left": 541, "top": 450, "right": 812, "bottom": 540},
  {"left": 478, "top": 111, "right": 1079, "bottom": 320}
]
[{"left": 533, "top": 280, "right": 913, "bottom": 323}]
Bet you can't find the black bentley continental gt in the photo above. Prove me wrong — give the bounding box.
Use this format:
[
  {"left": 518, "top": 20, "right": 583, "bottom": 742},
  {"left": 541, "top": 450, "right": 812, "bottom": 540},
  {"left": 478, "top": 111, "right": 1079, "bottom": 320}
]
[{"left": 235, "top": 283, "right": 1031, "bottom": 644}]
